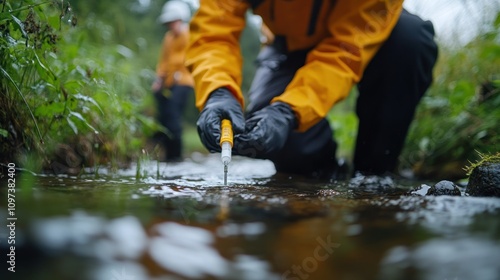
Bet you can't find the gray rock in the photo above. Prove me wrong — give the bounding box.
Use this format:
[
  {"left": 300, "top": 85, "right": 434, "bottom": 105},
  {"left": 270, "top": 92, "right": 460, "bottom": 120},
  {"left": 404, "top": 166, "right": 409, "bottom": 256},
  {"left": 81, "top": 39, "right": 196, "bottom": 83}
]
[
  {"left": 427, "top": 180, "right": 461, "bottom": 196},
  {"left": 466, "top": 163, "right": 500, "bottom": 197}
]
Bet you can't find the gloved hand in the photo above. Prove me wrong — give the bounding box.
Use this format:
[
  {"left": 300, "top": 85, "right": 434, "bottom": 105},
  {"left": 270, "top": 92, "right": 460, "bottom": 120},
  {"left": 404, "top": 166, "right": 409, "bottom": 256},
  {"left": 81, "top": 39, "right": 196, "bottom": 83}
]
[
  {"left": 235, "top": 102, "right": 297, "bottom": 158},
  {"left": 151, "top": 76, "right": 164, "bottom": 96},
  {"left": 197, "top": 88, "right": 245, "bottom": 152}
]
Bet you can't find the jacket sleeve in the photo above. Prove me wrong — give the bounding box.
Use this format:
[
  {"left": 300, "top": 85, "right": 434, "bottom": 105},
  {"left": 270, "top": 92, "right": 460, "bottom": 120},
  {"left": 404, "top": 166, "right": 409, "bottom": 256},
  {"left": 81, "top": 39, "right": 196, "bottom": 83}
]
[
  {"left": 272, "top": 0, "right": 403, "bottom": 132},
  {"left": 185, "top": 0, "right": 249, "bottom": 111}
]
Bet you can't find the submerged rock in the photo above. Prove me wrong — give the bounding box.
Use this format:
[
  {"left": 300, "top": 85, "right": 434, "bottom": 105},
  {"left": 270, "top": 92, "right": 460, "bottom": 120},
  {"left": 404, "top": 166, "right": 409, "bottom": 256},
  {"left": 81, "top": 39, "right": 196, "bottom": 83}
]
[
  {"left": 408, "top": 181, "right": 460, "bottom": 196},
  {"left": 349, "top": 172, "right": 395, "bottom": 191},
  {"left": 427, "top": 180, "right": 461, "bottom": 196},
  {"left": 466, "top": 163, "right": 500, "bottom": 197}
]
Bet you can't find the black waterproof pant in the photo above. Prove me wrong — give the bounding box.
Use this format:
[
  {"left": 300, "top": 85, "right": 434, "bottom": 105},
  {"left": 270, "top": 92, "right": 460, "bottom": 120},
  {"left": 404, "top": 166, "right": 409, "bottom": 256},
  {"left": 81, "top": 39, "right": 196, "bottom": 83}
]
[
  {"left": 246, "top": 10, "right": 438, "bottom": 176},
  {"left": 154, "top": 85, "right": 192, "bottom": 161}
]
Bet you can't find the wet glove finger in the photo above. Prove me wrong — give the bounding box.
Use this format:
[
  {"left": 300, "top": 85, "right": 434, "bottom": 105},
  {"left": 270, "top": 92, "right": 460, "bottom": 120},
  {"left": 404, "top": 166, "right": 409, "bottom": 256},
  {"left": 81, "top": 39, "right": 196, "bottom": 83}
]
[{"left": 234, "top": 102, "right": 296, "bottom": 158}]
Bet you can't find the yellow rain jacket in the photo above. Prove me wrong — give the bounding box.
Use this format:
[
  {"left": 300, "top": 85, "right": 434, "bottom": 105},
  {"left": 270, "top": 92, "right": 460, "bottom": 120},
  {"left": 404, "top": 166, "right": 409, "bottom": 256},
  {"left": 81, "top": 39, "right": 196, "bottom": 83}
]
[
  {"left": 186, "top": 0, "right": 403, "bottom": 132},
  {"left": 157, "top": 28, "right": 194, "bottom": 88}
]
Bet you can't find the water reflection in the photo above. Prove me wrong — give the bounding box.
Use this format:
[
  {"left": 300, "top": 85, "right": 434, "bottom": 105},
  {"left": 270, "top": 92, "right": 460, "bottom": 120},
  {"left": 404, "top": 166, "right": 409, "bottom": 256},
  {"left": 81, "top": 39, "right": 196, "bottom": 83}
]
[
  {"left": 2, "top": 154, "right": 500, "bottom": 279},
  {"left": 381, "top": 238, "right": 500, "bottom": 280},
  {"left": 28, "top": 212, "right": 280, "bottom": 279},
  {"left": 149, "top": 222, "right": 229, "bottom": 278}
]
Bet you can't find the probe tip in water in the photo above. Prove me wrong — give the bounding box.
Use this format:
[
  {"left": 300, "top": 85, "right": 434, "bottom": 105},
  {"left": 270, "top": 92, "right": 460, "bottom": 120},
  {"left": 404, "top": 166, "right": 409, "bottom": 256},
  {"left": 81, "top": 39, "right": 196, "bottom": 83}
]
[{"left": 224, "top": 163, "right": 228, "bottom": 185}]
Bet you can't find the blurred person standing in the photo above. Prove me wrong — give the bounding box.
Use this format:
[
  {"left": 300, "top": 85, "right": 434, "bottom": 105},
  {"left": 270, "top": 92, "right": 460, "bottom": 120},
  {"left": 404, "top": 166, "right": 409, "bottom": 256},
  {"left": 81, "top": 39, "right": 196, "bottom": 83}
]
[{"left": 151, "top": 0, "right": 194, "bottom": 162}]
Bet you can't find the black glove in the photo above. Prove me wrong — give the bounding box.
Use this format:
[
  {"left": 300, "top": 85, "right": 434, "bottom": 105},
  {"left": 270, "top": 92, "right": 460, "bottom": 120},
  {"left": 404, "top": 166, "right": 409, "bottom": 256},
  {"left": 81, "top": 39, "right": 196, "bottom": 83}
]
[
  {"left": 235, "top": 102, "right": 297, "bottom": 158},
  {"left": 197, "top": 88, "right": 245, "bottom": 152}
]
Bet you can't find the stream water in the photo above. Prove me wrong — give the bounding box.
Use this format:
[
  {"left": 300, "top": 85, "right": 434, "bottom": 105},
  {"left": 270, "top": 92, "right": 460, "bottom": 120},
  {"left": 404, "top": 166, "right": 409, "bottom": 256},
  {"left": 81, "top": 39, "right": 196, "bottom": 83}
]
[{"left": 1, "top": 154, "right": 500, "bottom": 280}]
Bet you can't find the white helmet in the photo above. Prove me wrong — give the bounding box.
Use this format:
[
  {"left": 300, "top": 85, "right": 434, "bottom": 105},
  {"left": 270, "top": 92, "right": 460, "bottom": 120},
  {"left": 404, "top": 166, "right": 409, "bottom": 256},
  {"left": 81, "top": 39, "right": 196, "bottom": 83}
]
[{"left": 158, "top": 1, "right": 191, "bottom": 24}]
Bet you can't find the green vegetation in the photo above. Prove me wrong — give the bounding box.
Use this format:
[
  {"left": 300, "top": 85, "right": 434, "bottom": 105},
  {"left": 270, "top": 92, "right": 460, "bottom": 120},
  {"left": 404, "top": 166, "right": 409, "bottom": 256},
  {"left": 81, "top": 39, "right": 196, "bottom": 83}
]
[
  {"left": 327, "top": 89, "right": 359, "bottom": 160},
  {"left": 400, "top": 12, "right": 500, "bottom": 179},
  {"left": 0, "top": 0, "right": 163, "bottom": 172}
]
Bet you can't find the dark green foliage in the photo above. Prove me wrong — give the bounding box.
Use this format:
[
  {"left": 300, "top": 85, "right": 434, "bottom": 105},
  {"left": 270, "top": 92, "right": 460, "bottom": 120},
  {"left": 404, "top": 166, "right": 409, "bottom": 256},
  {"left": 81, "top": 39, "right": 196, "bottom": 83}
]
[
  {"left": 0, "top": 0, "right": 161, "bottom": 169},
  {"left": 427, "top": 180, "right": 461, "bottom": 196},
  {"left": 401, "top": 11, "right": 500, "bottom": 179},
  {"left": 466, "top": 161, "right": 500, "bottom": 197}
]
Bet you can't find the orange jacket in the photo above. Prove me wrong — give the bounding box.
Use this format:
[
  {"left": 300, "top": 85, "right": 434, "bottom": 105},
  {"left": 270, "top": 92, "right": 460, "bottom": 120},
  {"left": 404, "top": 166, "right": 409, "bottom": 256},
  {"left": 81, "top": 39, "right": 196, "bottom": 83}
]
[
  {"left": 186, "top": 0, "right": 403, "bottom": 132},
  {"left": 156, "top": 27, "right": 194, "bottom": 88}
]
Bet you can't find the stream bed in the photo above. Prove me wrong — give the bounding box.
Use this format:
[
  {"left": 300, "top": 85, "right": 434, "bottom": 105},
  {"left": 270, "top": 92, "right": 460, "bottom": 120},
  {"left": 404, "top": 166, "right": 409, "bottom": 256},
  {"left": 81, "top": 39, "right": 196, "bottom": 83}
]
[{"left": 1, "top": 154, "right": 500, "bottom": 280}]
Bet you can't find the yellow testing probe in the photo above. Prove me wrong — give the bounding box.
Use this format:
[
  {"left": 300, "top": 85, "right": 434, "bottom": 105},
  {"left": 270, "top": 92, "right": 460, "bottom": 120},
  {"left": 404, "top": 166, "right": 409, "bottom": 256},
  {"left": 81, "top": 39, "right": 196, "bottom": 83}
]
[{"left": 220, "top": 119, "right": 233, "bottom": 185}]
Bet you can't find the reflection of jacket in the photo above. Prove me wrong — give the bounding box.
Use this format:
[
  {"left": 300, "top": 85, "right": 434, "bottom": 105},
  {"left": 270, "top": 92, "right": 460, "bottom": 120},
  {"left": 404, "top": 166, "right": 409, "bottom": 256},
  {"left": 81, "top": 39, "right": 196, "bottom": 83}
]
[
  {"left": 186, "top": 0, "right": 403, "bottom": 132},
  {"left": 157, "top": 29, "right": 194, "bottom": 88}
]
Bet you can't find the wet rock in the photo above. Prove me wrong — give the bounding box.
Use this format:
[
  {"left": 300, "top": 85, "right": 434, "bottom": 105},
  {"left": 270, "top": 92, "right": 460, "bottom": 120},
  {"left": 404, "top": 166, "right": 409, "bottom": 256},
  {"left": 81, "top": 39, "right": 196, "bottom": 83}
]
[
  {"left": 408, "top": 184, "right": 432, "bottom": 196},
  {"left": 427, "top": 180, "right": 461, "bottom": 196},
  {"left": 466, "top": 163, "right": 500, "bottom": 197}
]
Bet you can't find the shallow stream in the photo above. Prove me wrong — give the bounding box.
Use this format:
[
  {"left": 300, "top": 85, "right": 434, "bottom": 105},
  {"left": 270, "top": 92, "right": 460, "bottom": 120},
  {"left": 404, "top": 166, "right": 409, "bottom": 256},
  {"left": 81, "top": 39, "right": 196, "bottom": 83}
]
[{"left": 1, "top": 154, "right": 500, "bottom": 280}]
